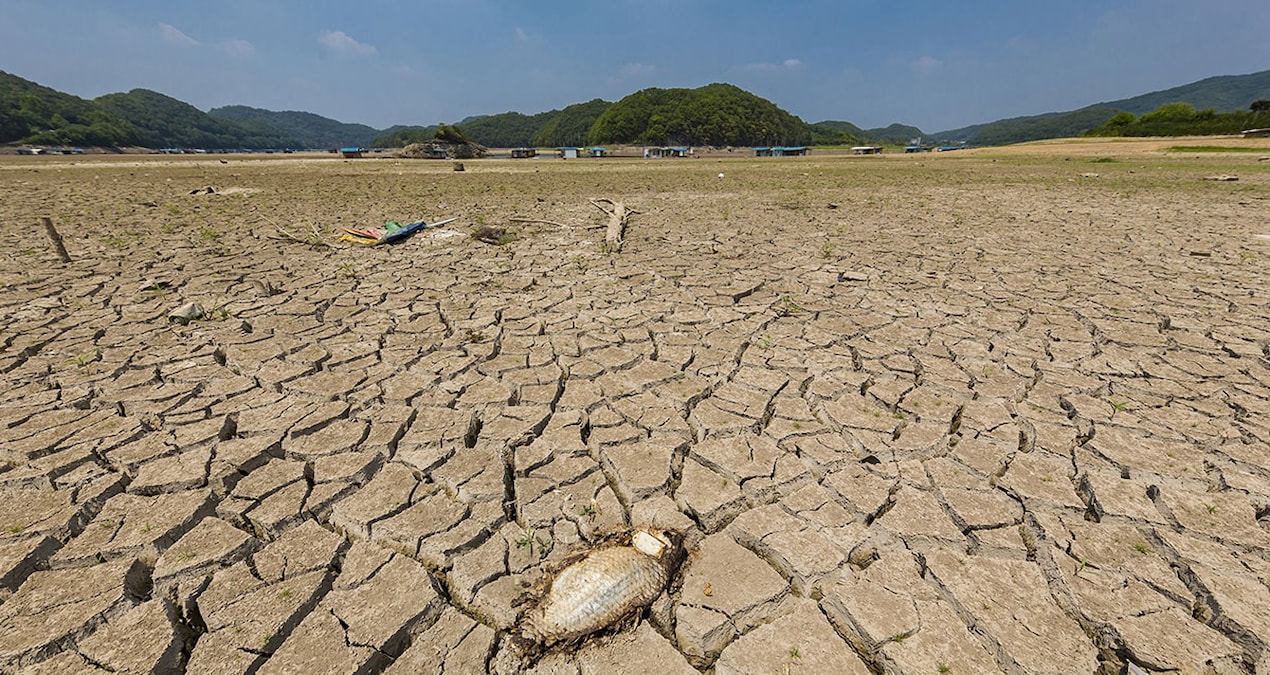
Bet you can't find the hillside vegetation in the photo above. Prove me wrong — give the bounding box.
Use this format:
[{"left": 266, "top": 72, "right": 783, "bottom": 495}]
[
  {"left": 210, "top": 105, "right": 379, "bottom": 149},
  {"left": 934, "top": 69, "right": 1270, "bottom": 144},
  {"left": 531, "top": 99, "right": 611, "bottom": 147},
  {"left": 97, "top": 89, "right": 299, "bottom": 149},
  {"left": 449, "top": 110, "right": 554, "bottom": 148},
  {"left": 5, "top": 67, "right": 1269, "bottom": 151},
  {"left": 1086, "top": 101, "right": 1270, "bottom": 137},
  {"left": 0, "top": 70, "right": 139, "bottom": 146},
  {"left": 589, "top": 83, "right": 810, "bottom": 146}
]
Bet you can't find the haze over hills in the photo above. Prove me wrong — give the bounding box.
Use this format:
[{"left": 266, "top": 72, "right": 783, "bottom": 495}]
[{"left": 2, "top": 68, "right": 1267, "bottom": 150}]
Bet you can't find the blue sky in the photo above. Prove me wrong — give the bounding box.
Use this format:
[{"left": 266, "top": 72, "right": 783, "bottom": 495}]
[{"left": 3, "top": 1, "right": 1267, "bottom": 133}]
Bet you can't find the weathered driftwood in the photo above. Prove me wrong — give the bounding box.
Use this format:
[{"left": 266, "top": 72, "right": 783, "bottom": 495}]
[
  {"left": 41, "top": 217, "right": 72, "bottom": 263},
  {"left": 589, "top": 199, "right": 639, "bottom": 252}
]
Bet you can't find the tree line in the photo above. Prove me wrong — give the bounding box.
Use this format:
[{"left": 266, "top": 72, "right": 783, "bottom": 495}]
[{"left": 1086, "top": 101, "right": 1270, "bottom": 137}]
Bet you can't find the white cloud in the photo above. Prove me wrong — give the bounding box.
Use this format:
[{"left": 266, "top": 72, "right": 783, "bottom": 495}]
[
  {"left": 911, "top": 55, "right": 942, "bottom": 74},
  {"left": 738, "top": 59, "right": 802, "bottom": 73},
  {"left": 158, "top": 23, "right": 199, "bottom": 47},
  {"left": 515, "top": 26, "right": 540, "bottom": 42},
  {"left": 319, "top": 30, "right": 377, "bottom": 55},
  {"left": 222, "top": 39, "right": 255, "bottom": 57}
]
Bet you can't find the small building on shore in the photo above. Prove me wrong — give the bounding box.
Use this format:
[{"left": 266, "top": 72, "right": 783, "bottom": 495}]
[
  {"left": 511, "top": 147, "right": 537, "bottom": 158},
  {"left": 754, "top": 146, "right": 810, "bottom": 157},
  {"left": 339, "top": 147, "right": 364, "bottom": 159},
  {"left": 644, "top": 146, "right": 691, "bottom": 158},
  {"left": 558, "top": 146, "right": 579, "bottom": 159},
  {"left": 588, "top": 147, "right": 608, "bottom": 158},
  {"left": 851, "top": 146, "right": 883, "bottom": 155}
]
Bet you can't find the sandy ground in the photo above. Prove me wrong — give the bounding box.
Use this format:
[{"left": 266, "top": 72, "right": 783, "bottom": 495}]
[{"left": 1, "top": 137, "right": 1269, "bottom": 674}]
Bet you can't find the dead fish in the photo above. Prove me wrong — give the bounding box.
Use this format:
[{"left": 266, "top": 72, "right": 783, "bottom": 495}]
[{"left": 520, "top": 528, "right": 684, "bottom": 646}]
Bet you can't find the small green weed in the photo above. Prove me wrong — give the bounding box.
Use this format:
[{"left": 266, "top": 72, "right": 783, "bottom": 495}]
[
  {"left": 515, "top": 525, "right": 547, "bottom": 557},
  {"left": 773, "top": 295, "right": 803, "bottom": 317},
  {"left": 65, "top": 350, "right": 98, "bottom": 368}
]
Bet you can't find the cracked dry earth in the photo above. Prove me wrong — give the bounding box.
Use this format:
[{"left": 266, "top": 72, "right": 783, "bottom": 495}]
[{"left": 0, "top": 144, "right": 1268, "bottom": 675}]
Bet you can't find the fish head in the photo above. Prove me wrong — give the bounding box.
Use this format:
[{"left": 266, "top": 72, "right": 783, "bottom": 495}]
[{"left": 632, "top": 528, "right": 669, "bottom": 557}]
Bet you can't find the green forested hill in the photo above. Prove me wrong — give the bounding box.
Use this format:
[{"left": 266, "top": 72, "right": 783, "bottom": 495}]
[
  {"left": 970, "top": 107, "right": 1123, "bottom": 145},
  {"left": 0, "top": 70, "right": 139, "bottom": 146},
  {"left": 866, "top": 123, "right": 926, "bottom": 145},
  {"left": 934, "top": 68, "right": 1270, "bottom": 145},
  {"left": 96, "top": 89, "right": 299, "bottom": 149},
  {"left": 808, "top": 120, "right": 865, "bottom": 146},
  {"left": 589, "top": 83, "right": 809, "bottom": 146},
  {"left": 531, "top": 99, "right": 611, "bottom": 147},
  {"left": 457, "top": 110, "right": 554, "bottom": 147},
  {"left": 1086, "top": 102, "right": 1270, "bottom": 137},
  {"left": 7, "top": 67, "right": 1268, "bottom": 151},
  {"left": 210, "top": 105, "right": 378, "bottom": 148},
  {"left": 1102, "top": 70, "right": 1270, "bottom": 116}
]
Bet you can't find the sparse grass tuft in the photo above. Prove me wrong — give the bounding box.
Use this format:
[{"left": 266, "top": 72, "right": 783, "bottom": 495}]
[{"left": 773, "top": 294, "right": 803, "bottom": 317}]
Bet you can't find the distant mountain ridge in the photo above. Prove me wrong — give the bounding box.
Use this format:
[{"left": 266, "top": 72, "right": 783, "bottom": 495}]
[
  {"left": 3, "top": 67, "right": 1268, "bottom": 150},
  {"left": 932, "top": 69, "right": 1270, "bottom": 144}
]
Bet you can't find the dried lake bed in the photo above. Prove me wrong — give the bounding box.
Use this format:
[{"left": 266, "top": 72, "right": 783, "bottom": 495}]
[{"left": 1, "top": 139, "right": 1269, "bottom": 673}]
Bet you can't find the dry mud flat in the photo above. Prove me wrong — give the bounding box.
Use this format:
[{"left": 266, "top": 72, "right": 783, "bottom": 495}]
[{"left": 0, "top": 140, "right": 1268, "bottom": 674}]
